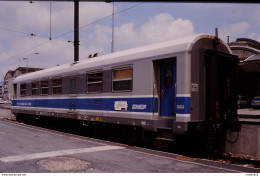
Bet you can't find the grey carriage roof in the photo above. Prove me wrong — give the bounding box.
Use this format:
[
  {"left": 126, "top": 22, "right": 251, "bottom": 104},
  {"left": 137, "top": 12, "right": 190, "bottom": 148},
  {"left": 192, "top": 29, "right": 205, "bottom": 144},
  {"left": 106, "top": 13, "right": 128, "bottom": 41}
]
[{"left": 13, "top": 33, "right": 231, "bottom": 83}]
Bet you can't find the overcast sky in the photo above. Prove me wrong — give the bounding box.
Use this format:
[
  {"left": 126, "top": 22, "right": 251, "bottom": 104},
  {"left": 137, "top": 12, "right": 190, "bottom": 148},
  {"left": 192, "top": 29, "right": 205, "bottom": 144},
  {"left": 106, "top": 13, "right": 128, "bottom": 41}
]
[{"left": 0, "top": 2, "right": 260, "bottom": 80}]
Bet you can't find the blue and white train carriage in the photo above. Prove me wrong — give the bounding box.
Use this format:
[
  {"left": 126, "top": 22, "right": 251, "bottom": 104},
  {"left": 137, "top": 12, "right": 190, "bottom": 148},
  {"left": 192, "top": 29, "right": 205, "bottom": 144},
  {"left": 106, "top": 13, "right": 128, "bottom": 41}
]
[{"left": 11, "top": 33, "right": 239, "bottom": 140}]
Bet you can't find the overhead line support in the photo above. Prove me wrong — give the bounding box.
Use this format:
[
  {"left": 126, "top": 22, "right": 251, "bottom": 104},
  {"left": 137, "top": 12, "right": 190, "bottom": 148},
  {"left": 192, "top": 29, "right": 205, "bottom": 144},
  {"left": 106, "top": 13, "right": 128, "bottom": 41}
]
[{"left": 74, "top": 0, "right": 79, "bottom": 62}]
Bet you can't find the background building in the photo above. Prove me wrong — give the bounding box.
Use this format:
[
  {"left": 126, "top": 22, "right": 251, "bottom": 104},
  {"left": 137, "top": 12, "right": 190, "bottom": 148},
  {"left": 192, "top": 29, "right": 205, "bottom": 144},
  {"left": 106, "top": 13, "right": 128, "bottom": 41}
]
[
  {"left": 229, "top": 38, "right": 260, "bottom": 61},
  {"left": 3, "top": 67, "right": 43, "bottom": 101},
  {"left": 0, "top": 82, "right": 3, "bottom": 99},
  {"left": 229, "top": 38, "right": 260, "bottom": 102}
]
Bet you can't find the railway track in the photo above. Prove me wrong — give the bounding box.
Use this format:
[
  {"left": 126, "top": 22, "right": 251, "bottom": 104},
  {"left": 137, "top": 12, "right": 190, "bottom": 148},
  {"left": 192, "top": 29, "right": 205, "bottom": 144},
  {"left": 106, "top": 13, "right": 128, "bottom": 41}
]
[
  {"left": 217, "top": 153, "right": 260, "bottom": 168},
  {"left": 2, "top": 115, "right": 260, "bottom": 169}
]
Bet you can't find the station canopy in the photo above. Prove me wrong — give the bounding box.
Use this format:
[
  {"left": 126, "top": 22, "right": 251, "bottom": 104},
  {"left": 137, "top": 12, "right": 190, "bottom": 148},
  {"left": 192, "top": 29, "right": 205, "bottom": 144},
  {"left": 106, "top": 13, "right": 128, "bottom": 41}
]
[{"left": 239, "top": 54, "right": 260, "bottom": 73}]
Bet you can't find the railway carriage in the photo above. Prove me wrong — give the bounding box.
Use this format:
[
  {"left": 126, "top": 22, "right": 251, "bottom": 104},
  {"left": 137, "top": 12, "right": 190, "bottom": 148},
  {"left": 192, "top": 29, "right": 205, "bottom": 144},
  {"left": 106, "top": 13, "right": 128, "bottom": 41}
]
[{"left": 11, "top": 34, "right": 240, "bottom": 148}]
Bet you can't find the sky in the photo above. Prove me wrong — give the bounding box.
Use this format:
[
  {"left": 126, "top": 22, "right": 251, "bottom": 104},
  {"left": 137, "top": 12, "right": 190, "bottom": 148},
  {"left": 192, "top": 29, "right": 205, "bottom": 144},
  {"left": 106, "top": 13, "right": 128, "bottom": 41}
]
[{"left": 0, "top": 1, "right": 260, "bottom": 80}]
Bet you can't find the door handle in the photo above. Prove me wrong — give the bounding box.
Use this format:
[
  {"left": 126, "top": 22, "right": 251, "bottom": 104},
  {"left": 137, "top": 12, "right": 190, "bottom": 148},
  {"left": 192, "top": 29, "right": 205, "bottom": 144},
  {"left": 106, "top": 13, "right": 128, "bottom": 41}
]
[{"left": 161, "top": 89, "right": 164, "bottom": 99}]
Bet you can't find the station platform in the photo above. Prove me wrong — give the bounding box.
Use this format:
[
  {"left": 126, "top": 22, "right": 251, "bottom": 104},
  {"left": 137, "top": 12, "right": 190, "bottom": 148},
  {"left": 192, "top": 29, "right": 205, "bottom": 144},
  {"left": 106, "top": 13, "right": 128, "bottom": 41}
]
[
  {"left": 226, "top": 108, "right": 260, "bottom": 159},
  {"left": 238, "top": 108, "right": 260, "bottom": 122},
  {"left": 0, "top": 119, "right": 259, "bottom": 173}
]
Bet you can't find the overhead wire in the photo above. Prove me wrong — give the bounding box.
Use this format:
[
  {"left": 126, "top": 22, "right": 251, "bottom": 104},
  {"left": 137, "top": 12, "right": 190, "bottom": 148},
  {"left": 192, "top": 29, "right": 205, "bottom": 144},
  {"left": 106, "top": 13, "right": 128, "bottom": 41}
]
[
  {"left": 3, "top": 2, "right": 144, "bottom": 61},
  {"left": 6, "top": 39, "right": 50, "bottom": 61},
  {"left": 0, "top": 27, "right": 36, "bottom": 36},
  {"left": 56, "top": 2, "right": 144, "bottom": 39},
  {"left": 0, "top": 26, "right": 54, "bottom": 39}
]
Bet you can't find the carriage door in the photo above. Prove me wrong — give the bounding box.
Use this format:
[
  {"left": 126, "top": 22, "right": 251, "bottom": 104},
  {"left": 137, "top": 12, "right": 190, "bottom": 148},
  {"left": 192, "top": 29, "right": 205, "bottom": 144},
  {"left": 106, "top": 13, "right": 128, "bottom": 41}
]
[
  {"left": 160, "top": 60, "right": 176, "bottom": 117},
  {"left": 205, "top": 50, "right": 238, "bottom": 122}
]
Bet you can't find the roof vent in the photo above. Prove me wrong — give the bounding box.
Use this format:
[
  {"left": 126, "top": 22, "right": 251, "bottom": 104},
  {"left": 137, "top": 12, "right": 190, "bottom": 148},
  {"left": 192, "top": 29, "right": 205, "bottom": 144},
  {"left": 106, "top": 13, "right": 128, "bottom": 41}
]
[
  {"left": 70, "top": 61, "right": 78, "bottom": 66},
  {"left": 88, "top": 53, "right": 103, "bottom": 58}
]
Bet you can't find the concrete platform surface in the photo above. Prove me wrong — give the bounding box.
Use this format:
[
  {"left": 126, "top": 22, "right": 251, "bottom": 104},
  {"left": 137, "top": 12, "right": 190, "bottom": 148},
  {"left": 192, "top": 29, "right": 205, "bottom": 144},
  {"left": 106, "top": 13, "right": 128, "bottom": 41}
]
[
  {"left": 238, "top": 108, "right": 260, "bottom": 117},
  {"left": 0, "top": 119, "right": 259, "bottom": 173},
  {"left": 238, "top": 108, "right": 260, "bottom": 123}
]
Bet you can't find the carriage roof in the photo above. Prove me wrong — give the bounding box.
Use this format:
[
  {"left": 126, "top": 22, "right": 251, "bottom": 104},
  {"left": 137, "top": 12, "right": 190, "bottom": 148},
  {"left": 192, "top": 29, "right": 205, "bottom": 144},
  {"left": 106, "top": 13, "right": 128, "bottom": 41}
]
[{"left": 13, "top": 33, "right": 231, "bottom": 83}]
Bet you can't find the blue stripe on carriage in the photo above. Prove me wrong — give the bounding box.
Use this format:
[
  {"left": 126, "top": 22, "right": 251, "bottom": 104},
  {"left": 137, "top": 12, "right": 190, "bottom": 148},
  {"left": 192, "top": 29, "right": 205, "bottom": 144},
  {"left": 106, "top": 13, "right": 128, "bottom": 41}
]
[
  {"left": 176, "top": 96, "right": 190, "bottom": 114},
  {"left": 12, "top": 97, "right": 158, "bottom": 113}
]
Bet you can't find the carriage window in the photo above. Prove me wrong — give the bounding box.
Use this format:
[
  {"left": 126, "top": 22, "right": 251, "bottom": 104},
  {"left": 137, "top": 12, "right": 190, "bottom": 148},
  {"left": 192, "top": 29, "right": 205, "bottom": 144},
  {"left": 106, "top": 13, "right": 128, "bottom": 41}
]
[
  {"left": 52, "top": 78, "right": 62, "bottom": 95},
  {"left": 164, "top": 64, "right": 173, "bottom": 88},
  {"left": 112, "top": 67, "right": 133, "bottom": 92},
  {"left": 70, "top": 78, "right": 77, "bottom": 94},
  {"left": 87, "top": 72, "right": 103, "bottom": 93},
  {"left": 20, "top": 83, "right": 26, "bottom": 97},
  {"left": 32, "top": 82, "right": 38, "bottom": 96},
  {"left": 13, "top": 84, "right": 17, "bottom": 98},
  {"left": 41, "top": 79, "right": 49, "bottom": 95}
]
